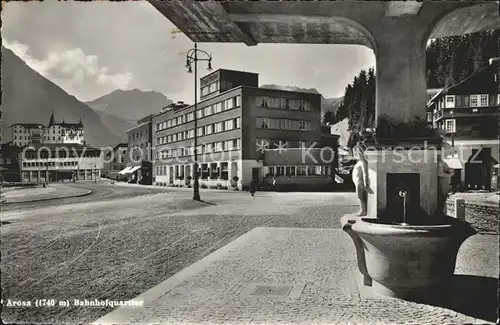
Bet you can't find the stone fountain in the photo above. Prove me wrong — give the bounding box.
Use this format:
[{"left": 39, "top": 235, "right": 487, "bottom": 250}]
[{"left": 341, "top": 123, "right": 476, "bottom": 299}]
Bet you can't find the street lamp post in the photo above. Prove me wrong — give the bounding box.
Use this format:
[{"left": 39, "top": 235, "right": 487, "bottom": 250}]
[{"left": 185, "top": 43, "right": 213, "bottom": 201}]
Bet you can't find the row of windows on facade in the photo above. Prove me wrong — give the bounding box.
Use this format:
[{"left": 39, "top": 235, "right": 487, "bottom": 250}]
[
  {"left": 155, "top": 96, "right": 241, "bottom": 132},
  {"left": 14, "top": 136, "right": 68, "bottom": 141},
  {"left": 438, "top": 94, "right": 499, "bottom": 109},
  {"left": 22, "top": 152, "right": 101, "bottom": 158},
  {"left": 132, "top": 157, "right": 150, "bottom": 162},
  {"left": 22, "top": 170, "right": 97, "bottom": 177},
  {"left": 155, "top": 117, "right": 241, "bottom": 146},
  {"left": 256, "top": 139, "right": 315, "bottom": 150},
  {"left": 129, "top": 130, "right": 148, "bottom": 140},
  {"left": 256, "top": 96, "right": 313, "bottom": 111},
  {"left": 155, "top": 164, "right": 329, "bottom": 180},
  {"left": 13, "top": 128, "right": 81, "bottom": 134},
  {"left": 156, "top": 162, "right": 231, "bottom": 179},
  {"left": 265, "top": 165, "right": 329, "bottom": 177},
  {"left": 256, "top": 118, "right": 313, "bottom": 131},
  {"left": 200, "top": 80, "right": 225, "bottom": 97},
  {"left": 22, "top": 161, "right": 87, "bottom": 168},
  {"left": 131, "top": 141, "right": 150, "bottom": 149},
  {"left": 157, "top": 138, "right": 241, "bottom": 159}
]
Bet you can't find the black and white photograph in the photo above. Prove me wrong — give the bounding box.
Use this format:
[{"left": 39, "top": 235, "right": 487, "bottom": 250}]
[{"left": 0, "top": 1, "right": 499, "bottom": 324}]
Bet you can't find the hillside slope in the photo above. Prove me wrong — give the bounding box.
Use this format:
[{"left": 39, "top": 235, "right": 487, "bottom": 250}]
[{"left": 1, "top": 47, "right": 125, "bottom": 147}]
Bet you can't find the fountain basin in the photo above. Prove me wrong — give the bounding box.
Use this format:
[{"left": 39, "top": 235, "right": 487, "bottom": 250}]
[{"left": 342, "top": 215, "right": 476, "bottom": 299}]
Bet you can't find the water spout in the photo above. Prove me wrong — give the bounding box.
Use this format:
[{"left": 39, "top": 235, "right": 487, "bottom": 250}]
[{"left": 399, "top": 190, "right": 409, "bottom": 226}]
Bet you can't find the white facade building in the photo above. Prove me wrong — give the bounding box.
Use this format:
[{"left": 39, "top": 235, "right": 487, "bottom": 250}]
[{"left": 10, "top": 111, "right": 85, "bottom": 147}]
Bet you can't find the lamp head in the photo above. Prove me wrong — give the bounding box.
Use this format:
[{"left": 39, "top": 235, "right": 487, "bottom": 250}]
[
  {"left": 207, "top": 61, "right": 212, "bottom": 71},
  {"left": 187, "top": 66, "right": 193, "bottom": 74},
  {"left": 185, "top": 59, "right": 190, "bottom": 68}
]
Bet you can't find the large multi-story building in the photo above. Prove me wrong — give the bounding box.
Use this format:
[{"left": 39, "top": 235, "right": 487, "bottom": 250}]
[
  {"left": 10, "top": 111, "right": 85, "bottom": 147},
  {"left": 0, "top": 142, "right": 102, "bottom": 183},
  {"left": 152, "top": 69, "right": 335, "bottom": 190},
  {"left": 124, "top": 115, "right": 154, "bottom": 184},
  {"left": 427, "top": 58, "right": 499, "bottom": 190}
]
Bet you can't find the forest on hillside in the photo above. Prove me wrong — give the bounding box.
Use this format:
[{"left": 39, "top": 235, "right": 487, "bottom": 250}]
[{"left": 324, "top": 30, "right": 498, "bottom": 146}]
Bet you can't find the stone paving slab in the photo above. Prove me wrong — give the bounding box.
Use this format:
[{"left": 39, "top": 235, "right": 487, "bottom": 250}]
[
  {"left": 93, "top": 227, "right": 498, "bottom": 325},
  {"left": 1, "top": 184, "right": 92, "bottom": 203}
]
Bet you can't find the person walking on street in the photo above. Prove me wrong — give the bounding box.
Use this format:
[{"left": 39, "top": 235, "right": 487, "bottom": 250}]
[
  {"left": 250, "top": 178, "right": 257, "bottom": 197},
  {"left": 272, "top": 176, "right": 277, "bottom": 190}
]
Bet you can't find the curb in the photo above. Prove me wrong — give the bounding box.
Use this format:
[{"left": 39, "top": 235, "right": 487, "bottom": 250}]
[{"left": 1, "top": 187, "right": 93, "bottom": 205}]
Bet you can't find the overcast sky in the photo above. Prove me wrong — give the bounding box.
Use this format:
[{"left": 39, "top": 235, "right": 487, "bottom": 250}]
[{"left": 2, "top": 0, "right": 375, "bottom": 103}]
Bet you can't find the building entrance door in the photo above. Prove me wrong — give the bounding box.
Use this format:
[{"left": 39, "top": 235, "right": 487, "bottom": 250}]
[
  {"left": 252, "top": 167, "right": 260, "bottom": 184},
  {"left": 465, "top": 148, "right": 492, "bottom": 190}
]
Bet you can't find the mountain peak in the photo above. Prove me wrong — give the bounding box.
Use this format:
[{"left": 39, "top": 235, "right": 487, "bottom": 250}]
[{"left": 85, "top": 89, "right": 173, "bottom": 121}]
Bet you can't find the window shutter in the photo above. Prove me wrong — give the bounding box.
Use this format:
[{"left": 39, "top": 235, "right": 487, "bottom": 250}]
[
  {"left": 464, "top": 95, "right": 469, "bottom": 107},
  {"left": 489, "top": 94, "right": 496, "bottom": 106}
]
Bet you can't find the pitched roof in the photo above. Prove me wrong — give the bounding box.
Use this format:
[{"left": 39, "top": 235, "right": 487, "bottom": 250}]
[
  {"left": 428, "top": 62, "right": 498, "bottom": 106},
  {"left": 54, "top": 122, "right": 83, "bottom": 128},
  {"left": 48, "top": 111, "right": 55, "bottom": 127},
  {"left": 10, "top": 123, "right": 46, "bottom": 128}
]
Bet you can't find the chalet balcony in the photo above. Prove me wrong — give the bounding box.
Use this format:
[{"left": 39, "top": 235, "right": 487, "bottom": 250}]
[
  {"left": 434, "top": 106, "right": 499, "bottom": 122},
  {"left": 446, "top": 106, "right": 499, "bottom": 118},
  {"left": 433, "top": 110, "right": 444, "bottom": 121}
]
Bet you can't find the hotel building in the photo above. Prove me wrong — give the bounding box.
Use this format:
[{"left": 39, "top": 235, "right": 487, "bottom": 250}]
[
  {"left": 152, "top": 69, "right": 335, "bottom": 190},
  {"left": 10, "top": 111, "right": 85, "bottom": 147}
]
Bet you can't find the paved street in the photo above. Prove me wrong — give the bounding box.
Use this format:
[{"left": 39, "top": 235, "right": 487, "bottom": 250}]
[
  {"left": 94, "top": 228, "right": 498, "bottom": 325},
  {"left": 1, "top": 183, "right": 357, "bottom": 324}
]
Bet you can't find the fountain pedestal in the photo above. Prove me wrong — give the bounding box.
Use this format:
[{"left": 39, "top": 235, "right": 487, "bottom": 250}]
[{"left": 364, "top": 147, "right": 439, "bottom": 220}]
